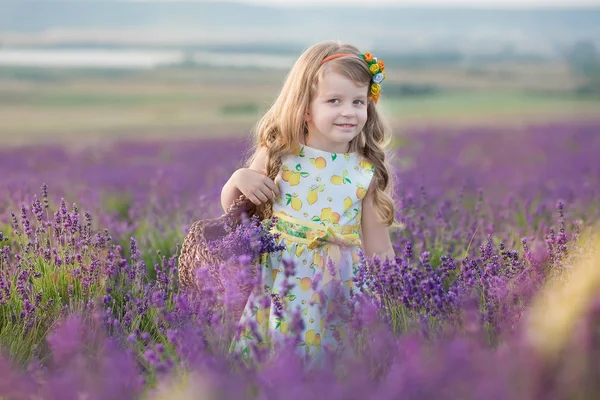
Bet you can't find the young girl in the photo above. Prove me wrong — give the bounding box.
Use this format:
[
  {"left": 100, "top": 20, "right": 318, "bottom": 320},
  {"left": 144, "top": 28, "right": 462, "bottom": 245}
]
[{"left": 221, "top": 40, "right": 396, "bottom": 359}]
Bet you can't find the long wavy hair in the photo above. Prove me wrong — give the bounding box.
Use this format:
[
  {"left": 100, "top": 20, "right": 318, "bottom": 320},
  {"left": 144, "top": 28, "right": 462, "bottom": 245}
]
[{"left": 246, "top": 40, "right": 396, "bottom": 226}]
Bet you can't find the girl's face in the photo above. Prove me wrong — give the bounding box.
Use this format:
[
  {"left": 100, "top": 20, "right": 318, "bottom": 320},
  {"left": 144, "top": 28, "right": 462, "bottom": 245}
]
[{"left": 305, "top": 71, "right": 369, "bottom": 153}]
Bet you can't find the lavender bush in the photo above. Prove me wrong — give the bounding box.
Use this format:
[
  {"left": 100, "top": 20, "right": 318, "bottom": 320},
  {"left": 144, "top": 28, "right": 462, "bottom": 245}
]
[{"left": 0, "top": 120, "right": 599, "bottom": 399}]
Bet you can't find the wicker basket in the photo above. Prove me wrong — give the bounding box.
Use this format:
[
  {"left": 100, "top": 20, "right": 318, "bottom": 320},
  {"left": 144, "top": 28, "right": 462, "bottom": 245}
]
[{"left": 178, "top": 162, "right": 280, "bottom": 321}]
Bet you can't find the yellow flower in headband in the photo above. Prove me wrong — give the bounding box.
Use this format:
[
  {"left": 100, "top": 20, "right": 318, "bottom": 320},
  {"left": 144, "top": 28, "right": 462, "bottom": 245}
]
[
  {"left": 359, "top": 51, "right": 386, "bottom": 103},
  {"left": 370, "top": 83, "right": 381, "bottom": 96}
]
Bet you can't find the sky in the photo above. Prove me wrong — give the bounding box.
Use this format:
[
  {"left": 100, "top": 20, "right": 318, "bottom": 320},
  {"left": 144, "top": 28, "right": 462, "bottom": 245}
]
[{"left": 130, "top": 0, "right": 600, "bottom": 7}]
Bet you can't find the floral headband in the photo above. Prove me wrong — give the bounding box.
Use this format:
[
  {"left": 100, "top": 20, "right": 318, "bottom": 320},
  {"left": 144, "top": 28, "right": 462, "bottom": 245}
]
[{"left": 320, "top": 52, "right": 386, "bottom": 103}]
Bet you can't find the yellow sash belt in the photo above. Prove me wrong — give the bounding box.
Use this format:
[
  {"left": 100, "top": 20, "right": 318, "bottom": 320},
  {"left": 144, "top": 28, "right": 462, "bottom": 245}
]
[{"left": 271, "top": 212, "right": 362, "bottom": 285}]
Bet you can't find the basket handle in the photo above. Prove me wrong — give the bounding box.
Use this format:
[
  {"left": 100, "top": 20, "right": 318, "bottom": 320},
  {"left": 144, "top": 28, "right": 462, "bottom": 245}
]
[{"left": 224, "top": 194, "right": 257, "bottom": 220}]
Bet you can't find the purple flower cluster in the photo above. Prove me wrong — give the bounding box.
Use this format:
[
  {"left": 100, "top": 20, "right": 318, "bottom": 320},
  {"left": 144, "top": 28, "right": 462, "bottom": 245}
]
[{"left": 206, "top": 215, "right": 285, "bottom": 263}]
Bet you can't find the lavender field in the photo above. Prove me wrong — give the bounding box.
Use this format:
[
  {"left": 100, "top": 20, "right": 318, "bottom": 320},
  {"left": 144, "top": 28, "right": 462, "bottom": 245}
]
[{"left": 1, "top": 120, "right": 600, "bottom": 399}]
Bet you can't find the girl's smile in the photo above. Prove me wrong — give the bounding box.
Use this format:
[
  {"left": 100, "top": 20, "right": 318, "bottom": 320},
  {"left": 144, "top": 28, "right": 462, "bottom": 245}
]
[{"left": 335, "top": 123, "right": 357, "bottom": 129}]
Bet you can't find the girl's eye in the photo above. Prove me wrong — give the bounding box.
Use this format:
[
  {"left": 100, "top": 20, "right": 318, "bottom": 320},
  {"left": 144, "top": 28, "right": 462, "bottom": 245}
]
[
  {"left": 354, "top": 100, "right": 365, "bottom": 105},
  {"left": 328, "top": 99, "right": 340, "bottom": 104}
]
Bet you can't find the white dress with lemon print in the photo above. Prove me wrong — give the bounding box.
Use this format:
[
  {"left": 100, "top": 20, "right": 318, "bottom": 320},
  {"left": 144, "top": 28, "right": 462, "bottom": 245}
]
[{"left": 235, "top": 143, "right": 375, "bottom": 359}]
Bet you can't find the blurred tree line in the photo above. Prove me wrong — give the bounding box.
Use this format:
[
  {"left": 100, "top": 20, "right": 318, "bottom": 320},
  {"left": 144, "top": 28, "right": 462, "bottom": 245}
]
[{"left": 564, "top": 40, "right": 600, "bottom": 97}]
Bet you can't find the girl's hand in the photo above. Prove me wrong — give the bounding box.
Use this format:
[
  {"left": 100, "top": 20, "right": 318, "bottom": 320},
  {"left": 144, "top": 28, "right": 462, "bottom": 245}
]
[{"left": 232, "top": 168, "right": 280, "bottom": 206}]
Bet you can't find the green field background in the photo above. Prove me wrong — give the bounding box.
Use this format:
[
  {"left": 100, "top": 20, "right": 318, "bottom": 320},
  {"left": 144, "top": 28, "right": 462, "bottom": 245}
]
[{"left": 1, "top": 62, "right": 599, "bottom": 147}]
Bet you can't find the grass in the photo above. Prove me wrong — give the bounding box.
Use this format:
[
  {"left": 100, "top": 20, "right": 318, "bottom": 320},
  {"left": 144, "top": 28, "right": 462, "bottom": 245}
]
[
  {"left": 382, "top": 91, "right": 600, "bottom": 118},
  {"left": 0, "top": 92, "right": 210, "bottom": 108},
  {"left": 1, "top": 62, "right": 600, "bottom": 146}
]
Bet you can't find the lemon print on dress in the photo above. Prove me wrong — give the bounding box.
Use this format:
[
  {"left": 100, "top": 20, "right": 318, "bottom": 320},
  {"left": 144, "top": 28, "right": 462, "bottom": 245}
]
[
  {"left": 282, "top": 163, "right": 309, "bottom": 186},
  {"left": 318, "top": 207, "right": 340, "bottom": 224},
  {"left": 307, "top": 184, "right": 325, "bottom": 205},
  {"left": 295, "top": 246, "right": 305, "bottom": 257},
  {"left": 283, "top": 294, "right": 297, "bottom": 312},
  {"left": 343, "top": 196, "right": 353, "bottom": 211},
  {"left": 256, "top": 308, "right": 269, "bottom": 325},
  {"left": 295, "top": 277, "right": 312, "bottom": 291},
  {"left": 360, "top": 159, "right": 375, "bottom": 173},
  {"left": 275, "top": 317, "right": 289, "bottom": 334},
  {"left": 356, "top": 182, "right": 367, "bottom": 200},
  {"left": 281, "top": 292, "right": 297, "bottom": 308},
  {"left": 281, "top": 165, "right": 300, "bottom": 186},
  {"left": 344, "top": 197, "right": 359, "bottom": 219},
  {"left": 292, "top": 143, "right": 304, "bottom": 157},
  {"left": 309, "top": 157, "right": 327, "bottom": 169},
  {"left": 305, "top": 329, "right": 321, "bottom": 347},
  {"left": 285, "top": 193, "right": 302, "bottom": 211},
  {"left": 330, "top": 169, "right": 351, "bottom": 185}
]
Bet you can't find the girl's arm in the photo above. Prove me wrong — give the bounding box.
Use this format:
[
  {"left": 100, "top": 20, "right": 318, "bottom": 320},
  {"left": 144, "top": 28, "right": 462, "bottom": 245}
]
[
  {"left": 220, "top": 146, "right": 279, "bottom": 212},
  {"left": 220, "top": 170, "right": 244, "bottom": 212},
  {"left": 360, "top": 181, "right": 395, "bottom": 261}
]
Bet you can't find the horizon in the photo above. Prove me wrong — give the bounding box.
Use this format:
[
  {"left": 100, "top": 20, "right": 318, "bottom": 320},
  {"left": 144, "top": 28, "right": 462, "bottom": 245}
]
[{"left": 128, "top": 0, "right": 600, "bottom": 8}]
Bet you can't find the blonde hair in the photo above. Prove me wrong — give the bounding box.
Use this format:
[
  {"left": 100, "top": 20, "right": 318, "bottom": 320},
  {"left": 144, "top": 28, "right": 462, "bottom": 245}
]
[{"left": 247, "top": 40, "right": 396, "bottom": 226}]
